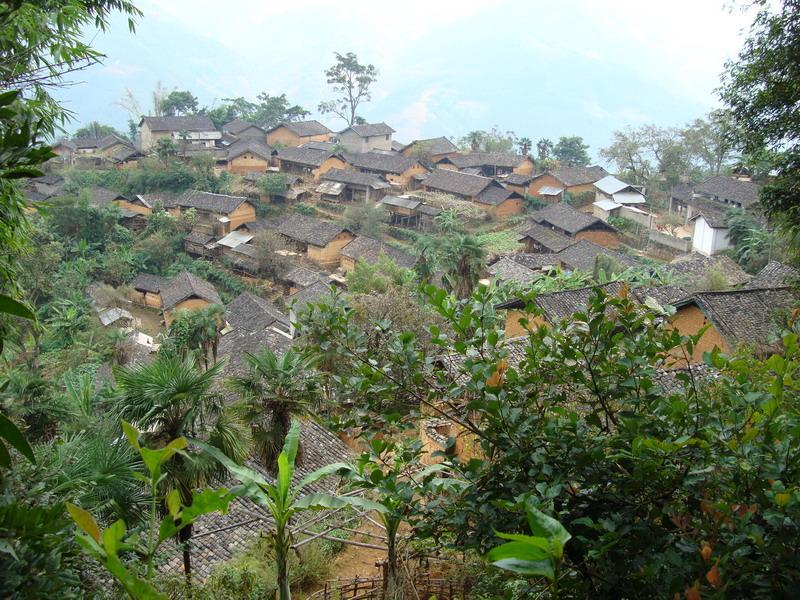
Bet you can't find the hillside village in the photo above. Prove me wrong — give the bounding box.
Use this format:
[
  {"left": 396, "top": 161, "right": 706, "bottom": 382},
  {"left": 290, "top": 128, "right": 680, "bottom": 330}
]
[{"left": 3, "top": 2, "right": 800, "bottom": 599}]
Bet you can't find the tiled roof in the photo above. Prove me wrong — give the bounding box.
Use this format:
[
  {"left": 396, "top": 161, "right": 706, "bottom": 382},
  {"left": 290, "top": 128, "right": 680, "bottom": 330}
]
[
  {"left": 274, "top": 146, "right": 339, "bottom": 167},
  {"left": 530, "top": 203, "right": 612, "bottom": 234},
  {"left": 345, "top": 151, "right": 420, "bottom": 174},
  {"left": 476, "top": 185, "right": 521, "bottom": 206},
  {"left": 380, "top": 195, "right": 422, "bottom": 210},
  {"left": 504, "top": 173, "right": 534, "bottom": 186},
  {"left": 268, "top": 119, "right": 331, "bottom": 137},
  {"left": 344, "top": 122, "right": 395, "bottom": 137},
  {"left": 140, "top": 115, "right": 216, "bottom": 132},
  {"left": 695, "top": 175, "right": 761, "bottom": 208},
  {"left": 322, "top": 168, "right": 390, "bottom": 189},
  {"left": 687, "top": 196, "right": 730, "bottom": 228},
  {"left": 226, "top": 138, "right": 274, "bottom": 161},
  {"left": 300, "top": 140, "right": 336, "bottom": 151},
  {"left": 276, "top": 213, "right": 351, "bottom": 247},
  {"left": 517, "top": 222, "right": 575, "bottom": 252},
  {"left": 290, "top": 280, "right": 334, "bottom": 309},
  {"left": 487, "top": 257, "right": 539, "bottom": 285},
  {"left": 631, "top": 285, "right": 690, "bottom": 307},
  {"left": 284, "top": 266, "right": 327, "bottom": 288},
  {"left": 496, "top": 282, "right": 628, "bottom": 322},
  {"left": 223, "top": 119, "right": 265, "bottom": 136},
  {"left": 541, "top": 165, "right": 608, "bottom": 187},
  {"left": 340, "top": 236, "right": 417, "bottom": 269},
  {"left": 159, "top": 271, "right": 222, "bottom": 309},
  {"left": 670, "top": 182, "right": 695, "bottom": 202},
  {"left": 170, "top": 190, "right": 251, "bottom": 214},
  {"left": 86, "top": 186, "right": 126, "bottom": 207},
  {"left": 511, "top": 253, "right": 561, "bottom": 271},
  {"left": 746, "top": 261, "right": 800, "bottom": 289},
  {"left": 555, "top": 239, "right": 640, "bottom": 272},
  {"left": 402, "top": 137, "right": 458, "bottom": 155},
  {"left": 185, "top": 231, "right": 214, "bottom": 245},
  {"left": 422, "top": 168, "right": 495, "bottom": 198},
  {"left": 225, "top": 292, "right": 289, "bottom": 331},
  {"left": 676, "top": 288, "right": 796, "bottom": 350},
  {"left": 131, "top": 273, "right": 168, "bottom": 293},
  {"left": 444, "top": 152, "right": 529, "bottom": 169},
  {"left": 666, "top": 254, "right": 751, "bottom": 288}
]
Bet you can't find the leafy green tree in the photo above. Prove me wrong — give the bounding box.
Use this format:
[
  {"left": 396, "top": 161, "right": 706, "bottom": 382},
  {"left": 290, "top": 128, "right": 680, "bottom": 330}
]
[
  {"left": 318, "top": 52, "right": 378, "bottom": 126},
  {"left": 154, "top": 138, "right": 177, "bottom": 164},
  {"left": 161, "top": 90, "right": 198, "bottom": 116},
  {"left": 720, "top": 0, "right": 800, "bottom": 247},
  {"left": 73, "top": 121, "right": 125, "bottom": 139},
  {"left": 553, "top": 136, "right": 590, "bottom": 167},
  {"left": 113, "top": 356, "right": 249, "bottom": 578},
  {"left": 228, "top": 348, "right": 321, "bottom": 471},
  {"left": 536, "top": 138, "right": 554, "bottom": 162},
  {"left": 251, "top": 93, "right": 309, "bottom": 129},
  {"left": 342, "top": 202, "right": 387, "bottom": 237},
  {"left": 345, "top": 254, "right": 415, "bottom": 294},
  {"left": 420, "top": 231, "right": 486, "bottom": 298},
  {"left": 252, "top": 230, "right": 291, "bottom": 279},
  {"left": 257, "top": 172, "right": 289, "bottom": 198},
  {"left": 517, "top": 136, "right": 533, "bottom": 156},
  {"left": 162, "top": 304, "right": 224, "bottom": 370},
  {"left": 683, "top": 111, "right": 738, "bottom": 176},
  {"left": 458, "top": 127, "right": 517, "bottom": 153},
  {"left": 200, "top": 421, "right": 386, "bottom": 600}
]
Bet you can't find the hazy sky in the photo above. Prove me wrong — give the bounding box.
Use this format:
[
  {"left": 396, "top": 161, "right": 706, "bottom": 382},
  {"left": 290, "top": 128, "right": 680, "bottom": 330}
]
[{"left": 57, "top": 0, "right": 754, "bottom": 160}]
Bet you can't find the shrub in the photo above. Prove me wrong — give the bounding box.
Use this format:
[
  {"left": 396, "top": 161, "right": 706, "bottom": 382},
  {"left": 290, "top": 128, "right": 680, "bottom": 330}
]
[{"left": 295, "top": 203, "right": 316, "bottom": 216}]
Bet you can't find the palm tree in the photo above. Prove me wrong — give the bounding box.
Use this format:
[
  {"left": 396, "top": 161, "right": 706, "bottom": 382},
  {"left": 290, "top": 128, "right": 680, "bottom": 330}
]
[
  {"left": 164, "top": 304, "right": 224, "bottom": 370},
  {"left": 518, "top": 136, "right": 533, "bottom": 156},
  {"left": 113, "top": 355, "right": 249, "bottom": 579},
  {"left": 228, "top": 347, "right": 321, "bottom": 473},
  {"left": 438, "top": 232, "right": 486, "bottom": 299}
]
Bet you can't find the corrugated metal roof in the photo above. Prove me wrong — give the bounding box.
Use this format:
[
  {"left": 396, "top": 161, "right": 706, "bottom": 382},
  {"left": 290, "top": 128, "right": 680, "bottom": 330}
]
[
  {"left": 217, "top": 230, "right": 254, "bottom": 249},
  {"left": 538, "top": 186, "right": 564, "bottom": 195},
  {"left": 380, "top": 195, "right": 422, "bottom": 210},
  {"left": 315, "top": 181, "right": 345, "bottom": 195},
  {"left": 612, "top": 191, "right": 646, "bottom": 204},
  {"left": 594, "top": 175, "right": 630, "bottom": 195}
]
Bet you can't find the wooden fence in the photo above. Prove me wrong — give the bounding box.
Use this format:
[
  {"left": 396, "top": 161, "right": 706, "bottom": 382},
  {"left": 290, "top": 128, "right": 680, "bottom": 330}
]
[{"left": 308, "top": 574, "right": 472, "bottom": 600}]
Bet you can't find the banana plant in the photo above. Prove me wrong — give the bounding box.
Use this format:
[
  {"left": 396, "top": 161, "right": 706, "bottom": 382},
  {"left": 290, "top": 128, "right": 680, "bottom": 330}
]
[
  {"left": 199, "top": 421, "right": 386, "bottom": 600},
  {"left": 68, "top": 421, "right": 238, "bottom": 599},
  {"left": 487, "top": 497, "right": 571, "bottom": 598}
]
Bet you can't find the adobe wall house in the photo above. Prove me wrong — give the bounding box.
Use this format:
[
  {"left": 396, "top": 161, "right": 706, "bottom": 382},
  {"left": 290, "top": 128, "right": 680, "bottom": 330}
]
[
  {"left": 165, "top": 190, "right": 257, "bottom": 235},
  {"left": 528, "top": 165, "right": 609, "bottom": 199},
  {"left": 421, "top": 168, "right": 525, "bottom": 217},
  {"left": 338, "top": 236, "right": 418, "bottom": 272},
  {"left": 336, "top": 122, "right": 395, "bottom": 153},
  {"left": 344, "top": 151, "right": 429, "bottom": 190},
  {"left": 273, "top": 147, "right": 349, "bottom": 181},
  {"left": 435, "top": 152, "right": 534, "bottom": 177},
  {"left": 225, "top": 138, "right": 274, "bottom": 175},
  {"left": 138, "top": 115, "right": 220, "bottom": 152},
  {"left": 274, "top": 213, "right": 355, "bottom": 268},
  {"left": 265, "top": 120, "right": 332, "bottom": 147},
  {"left": 130, "top": 271, "right": 223, "bottom": 326},
  {"left": 400, "top": 136, "right": 459, "bottom": 163}
]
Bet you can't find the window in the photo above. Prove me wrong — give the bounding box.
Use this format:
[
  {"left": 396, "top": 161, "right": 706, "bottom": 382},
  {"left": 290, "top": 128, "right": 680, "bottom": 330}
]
[{"left": 385, "top": 135, "right": 390, "bottom": 140}]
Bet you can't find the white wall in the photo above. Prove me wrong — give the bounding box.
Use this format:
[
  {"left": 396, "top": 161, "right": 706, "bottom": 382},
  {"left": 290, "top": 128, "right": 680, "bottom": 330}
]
[{"left": 692, "top": 216, "right": 730, "bottom": 256}]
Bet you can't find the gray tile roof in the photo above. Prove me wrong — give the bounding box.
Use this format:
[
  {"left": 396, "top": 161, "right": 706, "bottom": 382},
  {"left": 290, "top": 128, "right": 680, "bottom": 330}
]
[
  {"left": 422, "top": 168, "right": 495, "bottom": 197},
  {"left": 504, "top": 173, "right": 535, "bottom": 186},
  {"left": 531, "top": 203, "right": 614, "bottom": 235},
  {"left": 402, "top": 136, "right": 458, "bottom": 155},
  {"left": 675, "top": 288, "right": 796, "bottom": 350},
  {"left": 631, "top": 285, "right": 690, "bottom": 307},
  {"left": 380, "top": 195, "right": 422, "bottom": 210},
  {"left": 746, "top": 261, "right": 800, "bottom": 289},
  {"left": 169, "top": 190, "right": 251, "bottom": 214},
  {"left": 555, "top": 239, "right": 640, "bottom": 272},
  {"left": 476, "top": 185, "right": 521, "bottom": 206},
  {"left": 290, "top": 280, "right": 334, "bottom": 308},
  {"left": 322, "top": 168, "right": 390, "bottom": 189},
  {"left": 274, "top": 146, "right": 339, "bottom": 167},
  {"left": 159, "top": 271, "right": 222, "bottom": 309},
  {"left": 268, "top": 119, "right": 331, "bottom": 137},
  {"left": 695, "top": 175, "right": 761, "bottom": 208},
  {"left": 666, "top": 254, "right": 751, "bottom": 288},
  {"left": 496, "top": 282, "right": 628, "bottom": 322},
  {"left": 687, "top": 196, "right": 730, "bottom": 228},
  {"left": 511, "top": 253, "right": 561, "bottom": 271},
  {"left": 345, "top": 151, "right": 420, "bottom": 174},
  {"left": 284, "top": 266, "right": 328, "bottom": 288},
  {"left": 85, "top": 186, "right": 127, "bottom": 207},
  {"left": 444, "top": 152, "right": 530, "bottom": 169},
  {"left": 670, "top": 182, "right": 695, "bottom": 202},
  {"left": 487, "top": 257, "right": 539, "bottom": 284},
  {"left": 517, "top": 222, "right": 575, "bottom": 252},
  {"left": 131, "top": 273, "right": 168, "bottom": 293},
  {"left": 223, "top": 119, "right": 265, "bottom": 136},
  {"left": 340, "top": 236, "right": 417, "bottom": 269},
  {"left": 225, "top": 292, "right": 289, "bottom": 331},
  {"left": 541, "top": 165, "right": 608, "bottom": 187},
  {"left": 344, "top": 122, "right": 395, "bottom": 137},
  {"left": 140, "top": 115, "right": 216, "bottom": 132},
  {"left": 226, "top": 138, "right": 274, "bottom": 161},
  {"left": 276, "top": 213, "right": 352, "bottom": 247}
]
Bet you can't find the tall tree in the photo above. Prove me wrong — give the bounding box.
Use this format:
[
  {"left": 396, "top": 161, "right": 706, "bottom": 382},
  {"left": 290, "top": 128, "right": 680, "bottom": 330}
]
[
  {"left": 553, "top": 136, "right": 591, "bottom": 166},
  {"left": 113, "top": 355, "right": 249, "bottom": 579},
  {"left": 251, "top": 92, "right": 309, "bottom": 129},
  {"left": 720, "top": 0, "right": 800, "bottom": 242},
  {"left": 73, "top": 121, "right": 123, "bottom": 139},
  {"left": 161, "top": 90, "right": 198, "bottom": 116},
  {"left": 458, "top": 127, "right": 517, "bottom": 153},
  {"left": 517, "top": 136, "right": 533, "bottom": 156},
  {"left": 682, "top": 111, "right": 738, "bottom": 176},
  {"left": 318, "top": 52, "right": 378, "bottom": 126},
  {"left": 536, "top": 138, "right": 554, "bottom": 161},
  {"left": 228, "top": 347, "right": 321, "bottom": 472}
]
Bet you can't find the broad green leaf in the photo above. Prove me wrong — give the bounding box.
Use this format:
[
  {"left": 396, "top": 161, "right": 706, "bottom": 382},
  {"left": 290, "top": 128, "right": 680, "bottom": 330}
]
[
  {"left": 101, "top": 519, "right": 126, "bottom": 556},
  {"left": 67, "top": 503, "right": 100, "bottom": 542},
  {"left": 0, "top": 539, "right": 18, "bottom": 560},
  {"left": 0, "top": 440, "right": 10, "bottom": 468},
  {"left": 298, "top": 462, "right": 354, "bottom": 490},
  {"left": 166, "top": 489, "right": 181, "bottom": 519},
  {"left": 0, "top": 294, "right": 35, "bottom": 320},
  {"left": 495, "top": 531, "right": 552, "bottom": 551},
  {"left": 104, "top": 554, "right": 168, "bottom": 600},
  {"left": 525, "top": 504, "right": 571, "bottom": 549},
  {"left": 121, "top": 420, "right": 141, "bottom": 451},
  {"left": 487, "top": 541, "right": 555, "bottom": 579},
  {"left": 180, "top": 488, "right": 235, "bottom": 523},
  {"left": 0, "top": 413, "right": 35, "bottom": 464}
]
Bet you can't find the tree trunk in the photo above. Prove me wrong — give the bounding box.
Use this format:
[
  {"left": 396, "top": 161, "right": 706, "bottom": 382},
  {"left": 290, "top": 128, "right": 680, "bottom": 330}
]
[
  {"left": 275, "top": 522, "right": 291, "bottom": 600},
  {"left": 385, "top": 519, "right": 401, "bottom": 600},
  {"left": 179, "top": 521, "right": 192, "bottom": 583}
]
